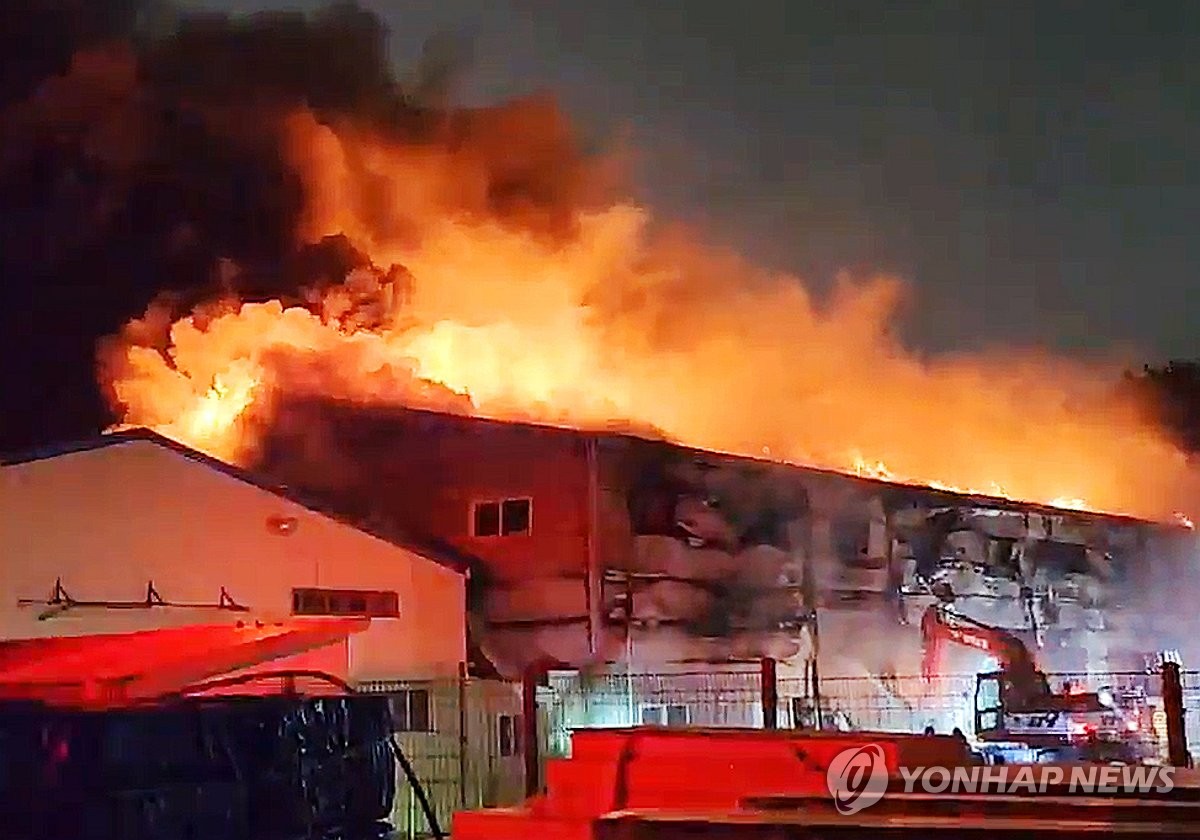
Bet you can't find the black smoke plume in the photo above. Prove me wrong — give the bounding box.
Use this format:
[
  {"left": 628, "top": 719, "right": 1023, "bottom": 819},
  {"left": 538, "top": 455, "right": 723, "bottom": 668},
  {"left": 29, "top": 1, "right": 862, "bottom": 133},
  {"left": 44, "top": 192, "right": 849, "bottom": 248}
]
[{"left": 0, "top": 0, "right": 600, "bottom": 451}]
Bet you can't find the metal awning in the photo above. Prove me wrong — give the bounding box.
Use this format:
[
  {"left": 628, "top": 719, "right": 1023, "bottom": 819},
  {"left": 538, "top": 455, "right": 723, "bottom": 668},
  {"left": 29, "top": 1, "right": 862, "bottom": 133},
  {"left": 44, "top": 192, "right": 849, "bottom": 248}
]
[{"left": 0, "top": 618, "right": 368, "bottom": 708}]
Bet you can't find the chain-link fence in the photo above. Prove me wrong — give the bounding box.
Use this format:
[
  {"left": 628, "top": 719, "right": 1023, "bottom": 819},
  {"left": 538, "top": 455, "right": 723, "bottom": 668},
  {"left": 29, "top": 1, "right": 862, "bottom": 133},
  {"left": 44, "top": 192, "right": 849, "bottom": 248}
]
[
  {"left": 360, "top": 665, "right": 1199, "bottom": 835},
  {"left": 1179, "top": 669, "right": 1200, "bottom": 762},
  {"left": 545, "top": 670, "right": 764, "bottom": 756},
  {"left": 800, "top": 673, "right": 978, "bottom": 734},
  {"left": 542, "top": 666, "right": 1195, "bottom": 765}
]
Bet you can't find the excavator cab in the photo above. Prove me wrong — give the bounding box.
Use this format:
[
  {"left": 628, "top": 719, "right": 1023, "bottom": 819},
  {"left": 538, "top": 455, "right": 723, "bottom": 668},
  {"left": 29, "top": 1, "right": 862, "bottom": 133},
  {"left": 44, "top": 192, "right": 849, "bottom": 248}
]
[
  {"left": 973, "top": 670, "right": 1069, "bottom": 745},
  {"left": 974, "top": 672, "right": 1003, "bottom": 737}
]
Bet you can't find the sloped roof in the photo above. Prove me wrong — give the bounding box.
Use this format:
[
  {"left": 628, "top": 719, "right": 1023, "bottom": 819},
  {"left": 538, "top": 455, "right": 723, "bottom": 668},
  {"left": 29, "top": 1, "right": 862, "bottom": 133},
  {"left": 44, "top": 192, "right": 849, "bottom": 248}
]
[
  {"left": 268, "top": 399, "right": 1172, "bottom": 532},
  {"left": 2, "top": 428, "right": 477, "bottom": 575}
]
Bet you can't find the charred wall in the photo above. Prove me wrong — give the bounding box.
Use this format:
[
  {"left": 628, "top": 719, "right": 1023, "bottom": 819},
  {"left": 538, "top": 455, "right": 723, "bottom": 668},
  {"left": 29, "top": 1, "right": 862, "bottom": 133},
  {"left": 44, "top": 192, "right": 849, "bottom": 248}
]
[{"left": 253, "top": 403, "right": 1185, "bottom": 679}]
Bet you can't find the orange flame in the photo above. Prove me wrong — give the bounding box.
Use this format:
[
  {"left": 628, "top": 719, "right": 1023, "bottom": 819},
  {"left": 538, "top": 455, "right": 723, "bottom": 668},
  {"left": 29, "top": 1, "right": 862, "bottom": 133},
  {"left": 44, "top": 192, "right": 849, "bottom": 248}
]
[{"left": 99, "top": 103, "right": 1200, "bottom": 522}]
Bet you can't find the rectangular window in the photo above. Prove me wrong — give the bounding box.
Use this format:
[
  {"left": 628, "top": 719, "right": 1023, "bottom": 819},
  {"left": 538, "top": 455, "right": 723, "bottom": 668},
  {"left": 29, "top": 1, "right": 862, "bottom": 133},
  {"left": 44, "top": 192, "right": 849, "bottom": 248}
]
[
  {"left": 791, "top": 697, "right": 812, "bottom": 729},
  {"left": 666, "top": 704, "right": 689, "bottom": 727},
  {"left": 390, "top": 689, "right": 432, "bottom": 732},
  {"left": 471, "top": 498, "right": 533, "bottom": 537},
  {"left": 499, "top": 714, "right": 514, "bottom": 756},
  {"left": 641, "top": 705, "right": 664, "bottom": 726},
  {"left": 291, "top": 588, "right": 399, "bottom": 618},
  {"left": 501, "top": 498, "right": 532, "bottom": 535},
  {"left": 496, "top": 714, "right": 524, "bottom": 756},
  {"left": 641, "top": 704, "right": 689, "bottom": 726},
  {"left": 473, "top": 501, "right": 501, "bottom": 537}
]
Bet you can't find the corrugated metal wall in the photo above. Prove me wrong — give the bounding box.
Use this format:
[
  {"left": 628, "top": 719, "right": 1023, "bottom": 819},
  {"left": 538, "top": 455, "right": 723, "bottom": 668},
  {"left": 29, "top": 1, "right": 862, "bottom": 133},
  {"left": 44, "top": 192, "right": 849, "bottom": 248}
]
[{"left": 359, "top": 677, "right": 525, "bottom": 839}]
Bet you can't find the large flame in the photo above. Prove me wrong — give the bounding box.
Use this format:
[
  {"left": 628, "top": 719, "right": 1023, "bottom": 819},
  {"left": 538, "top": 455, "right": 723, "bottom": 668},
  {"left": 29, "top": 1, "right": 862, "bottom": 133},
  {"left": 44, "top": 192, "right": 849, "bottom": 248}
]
[{"left": 101, "top": 103, "right": 1200, "bottom": 522}]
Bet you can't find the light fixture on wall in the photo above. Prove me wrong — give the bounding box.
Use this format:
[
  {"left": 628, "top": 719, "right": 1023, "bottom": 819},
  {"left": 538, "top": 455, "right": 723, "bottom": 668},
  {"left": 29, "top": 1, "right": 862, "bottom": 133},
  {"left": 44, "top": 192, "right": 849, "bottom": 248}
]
[{"left": 266, "top": 514, "right": 298, "bottom": 535}]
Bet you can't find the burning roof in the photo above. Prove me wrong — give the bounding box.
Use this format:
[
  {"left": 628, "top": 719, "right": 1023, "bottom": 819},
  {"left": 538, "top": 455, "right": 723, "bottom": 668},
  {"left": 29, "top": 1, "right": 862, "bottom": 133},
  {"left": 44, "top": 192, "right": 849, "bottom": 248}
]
[{"left": 256, "top": 398, "right": 1189, "bottom": 534}]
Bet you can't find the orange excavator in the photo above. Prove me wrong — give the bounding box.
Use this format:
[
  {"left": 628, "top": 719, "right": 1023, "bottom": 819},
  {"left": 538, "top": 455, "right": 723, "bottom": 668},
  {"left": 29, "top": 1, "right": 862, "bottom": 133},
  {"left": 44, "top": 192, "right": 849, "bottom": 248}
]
[{"left": 920, "top": 604, "right": 1144, "bottom": 760}]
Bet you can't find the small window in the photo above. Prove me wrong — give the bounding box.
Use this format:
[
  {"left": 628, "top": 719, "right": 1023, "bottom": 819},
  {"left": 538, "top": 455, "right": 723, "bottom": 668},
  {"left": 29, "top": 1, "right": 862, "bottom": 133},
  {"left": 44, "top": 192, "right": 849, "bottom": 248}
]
[
  {"left": 501, "top": 499, "right": 531, "bottom": 535},
  {"left": 666, "top": 704, "right": 689, "bottom": 727},
  {"left": 499, "top": 714, "right": 515, "bottom": 756},
  {"left": 471, "top": 498, "right": 533, "bottom": 537},
  {"left": 790, "top": 697, "right": 811, "bottom": 729},
  {"left": 641, "top": 704, "right": 689, "bottom": 726},
  {"left": 496, "top": 714, "right": 524, "bottom": 757},
  {"left": 291, "top": 588, "right": 399, "bottom": 618},
  {"left": 473, "top": 502, "right": 501, "bottom": 537},
  {"left": 390, "top": 689, "right": 432, "bottom": 732},
  {"left": 641, "top": 705, "right": 664, "bottom": 726}
]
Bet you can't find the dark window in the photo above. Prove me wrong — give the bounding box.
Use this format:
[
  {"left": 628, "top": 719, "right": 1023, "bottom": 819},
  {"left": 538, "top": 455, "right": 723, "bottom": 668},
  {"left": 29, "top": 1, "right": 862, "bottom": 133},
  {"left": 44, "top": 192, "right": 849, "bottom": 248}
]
[
  {"left": 1029, "top": 540, "right": 1090, "bottom": 576},
  {"left": 473, "top": 502, "right": 501, "bottom": 537},
  {"left": 666, "top": 704, "right": 689, "bottom": 727},
  {"left": 498, "top": 714, "right": 515, "bottom": 756},
  {"left": 291, "top": 588, "right": 399, "bottom": 618},
  {"left": 641, "top": 705, "right": 664, "bottom": 725},
  {"left": 390, "top": 689, "right": 432, "bottom": 732},
  {"left": 501, "top": 499, "right": 532, "bottom": 535},
  {"left": 641, "top": 704, "right": 689, "bottom": 726},
  {"left": 472, "top": 498, "right": 532, "bottom": 537},
  {"left": 409, "top": 689, "right": 431, "bottom": 732}
]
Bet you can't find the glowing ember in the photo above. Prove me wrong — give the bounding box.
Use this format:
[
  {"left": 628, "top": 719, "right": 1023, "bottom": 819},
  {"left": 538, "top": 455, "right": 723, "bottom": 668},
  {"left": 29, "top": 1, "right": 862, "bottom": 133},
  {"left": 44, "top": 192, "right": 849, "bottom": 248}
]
[{"left": 98, "top": 101, "right": 1200, "bottom": 523}]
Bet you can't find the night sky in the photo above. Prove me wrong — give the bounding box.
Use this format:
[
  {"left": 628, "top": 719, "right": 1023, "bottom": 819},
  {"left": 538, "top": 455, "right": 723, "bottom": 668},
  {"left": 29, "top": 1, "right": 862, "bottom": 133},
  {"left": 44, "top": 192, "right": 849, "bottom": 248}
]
[
  {"left": 3, "top": 0, "right": 1199, "bottom": 450},
  {"left": 200, "top": 0, "right": 1200, "bottom": 357}
]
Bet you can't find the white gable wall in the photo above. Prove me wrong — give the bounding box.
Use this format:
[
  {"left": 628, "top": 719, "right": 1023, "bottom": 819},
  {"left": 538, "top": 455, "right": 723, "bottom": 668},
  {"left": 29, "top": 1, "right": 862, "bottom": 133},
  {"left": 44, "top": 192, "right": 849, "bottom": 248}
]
[{"left": 0, "top": 439, "right": 465, "bottom": 681}]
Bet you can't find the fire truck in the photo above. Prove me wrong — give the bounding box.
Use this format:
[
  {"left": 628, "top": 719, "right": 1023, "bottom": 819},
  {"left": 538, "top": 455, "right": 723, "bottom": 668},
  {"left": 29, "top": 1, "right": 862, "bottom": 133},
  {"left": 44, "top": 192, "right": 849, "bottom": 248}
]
[{"left": 920, "top": 604, "right": 1153, "bottom": 762}]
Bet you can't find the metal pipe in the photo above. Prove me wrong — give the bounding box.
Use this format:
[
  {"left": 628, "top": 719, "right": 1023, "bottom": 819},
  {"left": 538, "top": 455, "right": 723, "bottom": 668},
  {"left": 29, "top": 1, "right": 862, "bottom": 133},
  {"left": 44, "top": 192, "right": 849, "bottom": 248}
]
[
  {"left": 1162, "top": 661, "right": 1190, "bottom": 767},
  {"left": 586, "top": 437, "right": 602, "bottom": 656},
  {"left": 457, "top": 661, "right": 468, "bottom": 810},
  {"left": 810, "top": 647, "right": 823, "bottom": 730},
  {"left": 523, "top": 663, "right": 541, "bottom": 797},
  {"left": 761, "top": 657, "right": 778, "bottom": 729}
]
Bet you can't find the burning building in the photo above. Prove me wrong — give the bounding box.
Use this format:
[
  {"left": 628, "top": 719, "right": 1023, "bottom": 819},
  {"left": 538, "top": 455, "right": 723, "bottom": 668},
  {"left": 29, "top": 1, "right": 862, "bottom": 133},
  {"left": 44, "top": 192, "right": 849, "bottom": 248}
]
[
  {"left": 10, "top": 0, "right": 1196, "bottom": 743},
  {"left": 241, "top": 399, "right": 1196, "bottom": 706}
]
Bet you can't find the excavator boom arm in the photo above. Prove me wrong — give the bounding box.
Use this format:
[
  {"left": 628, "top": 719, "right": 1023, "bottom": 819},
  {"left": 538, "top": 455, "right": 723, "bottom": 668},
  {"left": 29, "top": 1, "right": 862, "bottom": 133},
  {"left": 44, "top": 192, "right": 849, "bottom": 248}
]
[{"left": 921, "top": 605, "right": 1040, "bottom": 684}]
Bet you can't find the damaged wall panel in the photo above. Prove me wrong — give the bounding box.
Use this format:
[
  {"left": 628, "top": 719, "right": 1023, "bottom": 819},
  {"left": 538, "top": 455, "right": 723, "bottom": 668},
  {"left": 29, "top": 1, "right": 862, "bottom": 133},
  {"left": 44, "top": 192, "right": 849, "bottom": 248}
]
[{"left": 254, "top": 399, "right": 1196, "bottom": 681}]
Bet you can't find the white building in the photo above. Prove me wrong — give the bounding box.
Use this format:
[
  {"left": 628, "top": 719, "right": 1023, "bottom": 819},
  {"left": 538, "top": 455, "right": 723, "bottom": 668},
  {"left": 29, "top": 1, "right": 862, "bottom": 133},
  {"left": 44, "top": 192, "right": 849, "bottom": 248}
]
[{"left": 0, "top": 429, "right": 467, "bottom": 684}]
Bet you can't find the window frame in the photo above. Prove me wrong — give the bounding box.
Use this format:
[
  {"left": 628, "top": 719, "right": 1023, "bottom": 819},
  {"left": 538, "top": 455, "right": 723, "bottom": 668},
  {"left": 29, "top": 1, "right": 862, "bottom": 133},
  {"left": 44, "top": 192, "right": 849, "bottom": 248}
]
[
  {"left": 469, "top": 496, "right": 533, "bottom": 538},
  {"left": 640, "top": 703, "right": 690, "bottom": 726},
  {"left": 390, "top": 688, "right": 433, "bottom": 733},
  {"left": 290, "top": 587, "right": 400, "bottom": 618}
]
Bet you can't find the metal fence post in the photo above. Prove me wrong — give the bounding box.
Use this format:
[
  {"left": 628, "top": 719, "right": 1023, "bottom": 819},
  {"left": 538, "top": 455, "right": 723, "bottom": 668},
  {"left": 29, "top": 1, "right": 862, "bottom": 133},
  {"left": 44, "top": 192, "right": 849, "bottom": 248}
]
[
  {"left": 1162, "top": 661, "right": 1190, "bottom": 767},
  {"left": 522, "top": 662, "right": 543, "bottom": 797},
  {"left": 457, "top": 663, "right": 468, "bottom": 810},
  {"left": 761, "top": 657, "right": 778, "bottom": 729},
  {"left": 810, "top": 657, "right": 823, "bottom": 730}
]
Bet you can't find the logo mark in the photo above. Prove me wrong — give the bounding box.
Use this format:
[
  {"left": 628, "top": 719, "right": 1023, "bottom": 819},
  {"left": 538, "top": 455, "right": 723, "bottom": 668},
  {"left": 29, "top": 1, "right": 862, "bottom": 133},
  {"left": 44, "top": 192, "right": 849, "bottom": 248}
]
[{"left": 826, "top": 743, "right": 888, "bottom": 814}]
